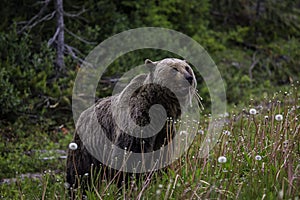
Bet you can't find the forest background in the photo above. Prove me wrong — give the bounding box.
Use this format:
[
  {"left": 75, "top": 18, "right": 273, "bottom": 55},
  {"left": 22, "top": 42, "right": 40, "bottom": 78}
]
[{"left": 0, "top": 0, "right": 299, "bottom": 199}]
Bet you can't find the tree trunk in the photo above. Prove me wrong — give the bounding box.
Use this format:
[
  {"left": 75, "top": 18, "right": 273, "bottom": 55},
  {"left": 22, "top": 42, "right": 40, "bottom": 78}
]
[{"left": 55, "top": 0, "right": 65, "bottom": 71}]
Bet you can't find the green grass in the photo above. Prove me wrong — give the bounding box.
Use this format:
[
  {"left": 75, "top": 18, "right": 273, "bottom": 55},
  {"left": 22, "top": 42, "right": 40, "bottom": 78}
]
[{"left": 1, "top": 83, "right": 299, "bottom": 199}]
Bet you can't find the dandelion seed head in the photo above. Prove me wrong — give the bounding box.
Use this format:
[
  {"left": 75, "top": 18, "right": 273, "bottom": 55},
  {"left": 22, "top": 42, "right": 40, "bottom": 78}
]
[
  {"left": 275, "top": 114, "right": 283, "bottom": 121},
  {"left": 68, "top": 142, "right": 78, "bottom": 150},
  {"left": 283, "top": 140, "right": 289, "bottom": 148},
  {"left": 64, "top": 182, "right": 70, "bottom": 189},
  {"left": 223, "top": 130, "right": 231, "bottom": 136},
  {"left": 180, "top": 130, "right": 188, "bottom": 135},
  {"left": 249, "top": 108, "right": 257, "bottom": 115},
  {"left": 156, "top": 189, "right": 161, "bottom": 195},
  {"left": 218, "top": 156, "right": 227, "bottom": 163},
  {"left": 278, "top": 190, "right": 284, "bottom": 199},
  {"left": 255, "top": 155, "right": 262, "bottom": 161}
]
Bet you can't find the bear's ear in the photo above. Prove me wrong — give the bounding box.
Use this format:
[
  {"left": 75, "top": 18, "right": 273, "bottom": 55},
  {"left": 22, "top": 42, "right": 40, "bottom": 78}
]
[
  {"left": 145, "top": 59, "right": 153, "bottom": 64},
  {"left": 145, "top": 59, "right": 157, "bottom": 71},
  {"left": 145, "top": 59, "right": 156, "bottom": 82},
  {"left": 145, "top": 59, "right": 156, "bottom": 65}
]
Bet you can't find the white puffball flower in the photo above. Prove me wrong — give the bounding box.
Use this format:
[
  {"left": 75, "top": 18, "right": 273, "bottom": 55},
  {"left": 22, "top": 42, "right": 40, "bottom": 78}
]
[
  {"left": 180, "top": 130, "right": 188, "bottom": 135},
  {"left": 64, "top": 182, "right": 70, "bottom": 189},
  {"left": 223, "top": 130, "right": 231, "bottom": 136},
  {"left": 264, "top": 116, "right": 269, "bottom": 120},
  {"left": 275, "top": 114, "right": 283, "bottom": 121},
  {"left": 249, "top": 108, "right": 257, "bottom": 115},
  {"left": 255, "top": 155, "right": 262, "bottom": 161},
  {"left": 278, "top": 190, "right": 284, "bottom": 199},
  {"left": 69, "top": 142, "right": 78, "bottom": 150},
  {"left": 218, "top": 156, "right": 227, "bottom": 163}
]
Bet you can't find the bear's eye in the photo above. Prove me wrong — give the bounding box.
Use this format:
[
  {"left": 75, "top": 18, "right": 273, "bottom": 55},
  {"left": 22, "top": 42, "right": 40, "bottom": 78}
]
[
  {"left": 185, "top": 66, "right": 190, "bottom": 72},
  {"left": 173, "top": 68, "right": 179, "bottom": 72}
]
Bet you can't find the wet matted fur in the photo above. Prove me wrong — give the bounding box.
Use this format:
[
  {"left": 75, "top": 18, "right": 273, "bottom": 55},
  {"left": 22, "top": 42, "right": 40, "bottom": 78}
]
[{"left": 66, "top": 58, "right": 199, "bottom": 196}]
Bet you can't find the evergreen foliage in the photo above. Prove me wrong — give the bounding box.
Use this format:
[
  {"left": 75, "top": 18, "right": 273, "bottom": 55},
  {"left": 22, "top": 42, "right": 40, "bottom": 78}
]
[{"left": 0, "top": 1, "right": 300, "bottom": 198}]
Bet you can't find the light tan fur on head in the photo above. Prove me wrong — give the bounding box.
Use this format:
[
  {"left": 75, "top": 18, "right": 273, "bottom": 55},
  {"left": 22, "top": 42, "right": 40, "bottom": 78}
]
[{"left": 145, "top": 58, "right": 197, "bottom": 107}]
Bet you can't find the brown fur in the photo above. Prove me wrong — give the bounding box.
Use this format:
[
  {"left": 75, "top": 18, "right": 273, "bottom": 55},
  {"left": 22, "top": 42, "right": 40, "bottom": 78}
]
[{"left": 66, "top": 58, "right": 197, "bottom": 196}]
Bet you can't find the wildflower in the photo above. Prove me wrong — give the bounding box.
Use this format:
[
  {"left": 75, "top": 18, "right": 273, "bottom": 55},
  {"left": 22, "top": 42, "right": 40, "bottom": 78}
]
[
  {"left": 218, "top": 156, "right": 227, "bottom": 163},
  {"left": 264, "top": 116, "right": 269, "bottom": 120},
  {"left": 156, "top": 189, "right": 161, "bottom": 195},
  {"left": 275, "top": 114, "right": 283, "bottom": 121},
  {"left": 64, "top": 182, "right": 70, "bottom": 189},
  {"left": 255, "top": 155, "right": 262, "bottom": 161},
  {"left": 223, "top": 130, "right": 231, "bottom": 136},
  {"left": 158, "top": 184, "right": 163, "bottom": 188},
  {"left": 68, "top": 142, "right": 78, "bottom": 150},
  {"left": 278, "top": 190, "right": 284, "bottom": 199},
  {"left": 180, "top": 130, "right": 188, "bottom": 135},
  {"left": 219, "top": 112, "right": 229, "bottom": 118},
  {"left": 249, "top": 108, "right": 257, "bottom": 115}
]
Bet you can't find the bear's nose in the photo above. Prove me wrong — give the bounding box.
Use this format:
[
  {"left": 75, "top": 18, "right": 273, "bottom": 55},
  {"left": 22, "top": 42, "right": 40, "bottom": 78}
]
[{"left": 185, "top": 75, "right": 194, "bottom": 85}]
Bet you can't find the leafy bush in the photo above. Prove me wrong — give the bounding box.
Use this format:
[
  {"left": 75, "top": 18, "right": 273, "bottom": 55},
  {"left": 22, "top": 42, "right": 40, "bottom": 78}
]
[
  {"left": 0, "top": 67, "right": 20, "bottom": 115},
  {"left": 0, "top": 27, "right": 75, "bottom": 124}
]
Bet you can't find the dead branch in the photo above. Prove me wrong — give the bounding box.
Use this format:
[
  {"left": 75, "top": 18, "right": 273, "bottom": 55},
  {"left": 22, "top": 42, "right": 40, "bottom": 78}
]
[
  {"left": 64, "top": 27, "right": 96, "bottom": 45},
  {"left": 65, "top": 44, "right": 84, "bottom": 63},
  {"left": 18, "top": 0, "right": 52, "bottom": 34},
  {"left": 55, "top": 0, "right": 65, "bottom": 70},
  {"left": 65, "top": 44, "right": 84, "bottom": 57},
  {"left": 33, "top": 0, "right": 52, "bottom": 6},
  {"left": 64, "top": 7, "right": 86, "bottom": 18},
  {"left": 65, "top": 44, "right": 94, "bottom": 68},
  {"left": 18, "top": 11, "right": 56, "bottom": 34},
  {"left": 47, "top": 27, "right": 60, "bottom": 47}
]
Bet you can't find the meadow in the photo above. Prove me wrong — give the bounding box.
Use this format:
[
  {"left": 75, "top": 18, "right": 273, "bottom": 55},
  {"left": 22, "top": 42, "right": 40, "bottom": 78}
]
[
  {"left": 1, "top": 83, "right": 299, "bottom": 199},
  {"left": 1, "top": 1, "right": 300, "bottom": 199}
]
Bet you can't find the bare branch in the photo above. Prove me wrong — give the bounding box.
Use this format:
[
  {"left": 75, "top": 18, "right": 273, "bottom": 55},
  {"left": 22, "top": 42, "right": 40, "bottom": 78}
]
[
  {"left": 64, "top": 8, "right": 87, "bottom": 18},
  {"left": 33, "top": 0, "right": 52, "bottom": 6},
  {"left": 55, "top": 0, "right": 65, "bottom": 70},
  {"left": 16, "top": 21, "right": 30, "bottom": 25},
  {"left": 64, "top": 44, "right": 83, "bottom": 63},
  {"left": 65, "top": 44, "right": 93, "bottom": 67},
  {"left": 65, "top": 27, "right": 96, "bottom": 45},
  {"left": 30, "top": 11, "right": 56, "bottom": 29},
  {"left": 65, "top": 44, "right": 84, "bottom": 57},
  {"left": 18, "top": 11, "right": 56, "bottom": 34},
  {"left": 18, "top": 0, "right": 52, "bottom": 34},
  {"left": 47, "top": 27, "right": 60, "bottom": 47}
]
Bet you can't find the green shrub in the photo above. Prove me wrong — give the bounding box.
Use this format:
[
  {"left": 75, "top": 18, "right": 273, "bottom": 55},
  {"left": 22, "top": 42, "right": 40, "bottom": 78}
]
[{"left": 0, "top": 67, "right": 20, "bottom": 115}]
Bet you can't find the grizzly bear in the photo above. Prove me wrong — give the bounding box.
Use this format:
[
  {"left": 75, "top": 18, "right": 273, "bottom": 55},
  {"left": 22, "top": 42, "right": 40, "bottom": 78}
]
[{"left": 66, "top": 58, "right": 198, "bottom": 197}]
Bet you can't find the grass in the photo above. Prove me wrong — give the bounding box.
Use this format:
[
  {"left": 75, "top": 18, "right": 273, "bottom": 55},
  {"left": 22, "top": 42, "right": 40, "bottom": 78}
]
[{"left": 0, "top": 83, "right": 299, "bottom": 199}]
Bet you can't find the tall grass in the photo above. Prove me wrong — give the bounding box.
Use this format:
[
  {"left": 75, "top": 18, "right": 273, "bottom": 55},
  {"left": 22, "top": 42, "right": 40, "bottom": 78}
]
[{"left": 1, "top": 83, "right": 299, "bottom": 199}]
